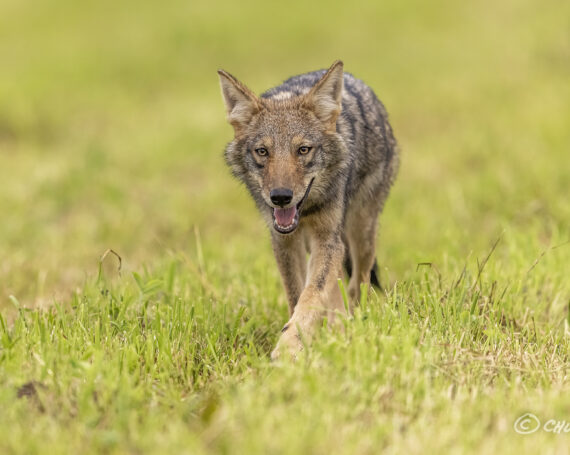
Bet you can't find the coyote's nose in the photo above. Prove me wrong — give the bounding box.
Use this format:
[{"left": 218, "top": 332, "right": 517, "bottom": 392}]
[{"left": 270, "top": 188, "right": 293, "bottom": 207}]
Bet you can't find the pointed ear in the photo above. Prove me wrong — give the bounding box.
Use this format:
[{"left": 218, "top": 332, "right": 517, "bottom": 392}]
[
  {"left": 304, "top": 60, "right": 344, "bottom": 132},
  {"left": 218, "top": 70, "right": 261, "bottom": 136}
]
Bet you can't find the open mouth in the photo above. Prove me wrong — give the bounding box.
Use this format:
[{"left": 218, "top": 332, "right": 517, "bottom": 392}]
[{"left": 272, "top": 178, "right": 314, "bottom": 234}]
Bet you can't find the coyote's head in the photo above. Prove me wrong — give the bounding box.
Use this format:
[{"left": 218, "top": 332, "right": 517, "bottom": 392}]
[{"left": 218, "top": 61, "right": 347, "bottom": 235}]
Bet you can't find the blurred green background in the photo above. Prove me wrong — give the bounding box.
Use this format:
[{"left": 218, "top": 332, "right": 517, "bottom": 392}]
[{"left": 0, "top": 0, "right": 568, "bottom": 309}]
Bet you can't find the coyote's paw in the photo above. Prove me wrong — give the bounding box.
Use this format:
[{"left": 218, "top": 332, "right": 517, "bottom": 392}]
[{"left": 270, "top": 322, "right": 304, "bottom": 361}]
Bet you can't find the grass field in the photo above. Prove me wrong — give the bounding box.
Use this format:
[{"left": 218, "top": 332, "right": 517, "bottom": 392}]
[{"left": 1, "top": 0, "right": 569, "bottom": 453}]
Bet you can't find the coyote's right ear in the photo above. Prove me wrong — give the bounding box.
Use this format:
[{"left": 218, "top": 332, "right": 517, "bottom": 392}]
[{"left": 218, "top": 70, "right": 261, "bottom": 136}]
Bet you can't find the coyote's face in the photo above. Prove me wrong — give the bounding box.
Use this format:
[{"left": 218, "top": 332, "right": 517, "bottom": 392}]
[
  {"left": 219, "top": 63, "right": 345, "bottom": 234},
  {"left": 231, "top": 107, "right": 327, "bottom": 234}
]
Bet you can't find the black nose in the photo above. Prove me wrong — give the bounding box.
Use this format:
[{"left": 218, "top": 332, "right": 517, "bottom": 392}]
[{"left": 270, "top": 188, "right": 293, "bottom": 207}]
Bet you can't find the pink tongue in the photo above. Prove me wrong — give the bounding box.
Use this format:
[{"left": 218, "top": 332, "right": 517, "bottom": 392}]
[{"left": 274, "top": 206, "right": 297, "bottom": 226}]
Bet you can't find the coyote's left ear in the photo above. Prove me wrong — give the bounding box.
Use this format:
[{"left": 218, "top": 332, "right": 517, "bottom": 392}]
[
  {"left": 218, "top": 70, "right": 261, "bottom": 136},
  {"left": 304, "top": 60, "right": 344, "bottom": 132}
]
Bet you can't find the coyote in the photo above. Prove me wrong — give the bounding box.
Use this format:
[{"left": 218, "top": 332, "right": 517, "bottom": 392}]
[{"left": 218, "top": 61, "right": 399, "bottom": 359}]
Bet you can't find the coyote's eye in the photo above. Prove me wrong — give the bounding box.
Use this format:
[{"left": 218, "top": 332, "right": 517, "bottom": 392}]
[
  {"left": 255, "top": 147, "right": 268, "bottom": 157},
  {"left": 298, "top": 146, "right": 312, "bottom": 155}
]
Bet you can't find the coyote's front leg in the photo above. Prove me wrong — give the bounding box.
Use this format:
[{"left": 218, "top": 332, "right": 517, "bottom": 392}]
[
  {"left": 271, "top": 232, "right": 308, "bottom": 316},
  {"left": 271, "top": 228, "right": 345, "bottom": 360}
]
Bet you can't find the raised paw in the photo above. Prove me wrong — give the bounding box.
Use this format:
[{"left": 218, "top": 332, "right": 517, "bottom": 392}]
[{"left": 270, "top": 322, "right": 304, "bottom": 361}]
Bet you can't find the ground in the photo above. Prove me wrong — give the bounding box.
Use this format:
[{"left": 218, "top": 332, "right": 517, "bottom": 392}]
[{"left": 0, "top": 0, "right": 569, "bottom": 453}]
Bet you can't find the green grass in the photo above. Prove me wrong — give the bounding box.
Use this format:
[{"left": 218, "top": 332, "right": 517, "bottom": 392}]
[{"left": 1, "top": 0, "right": 569, "bottom": 453}]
